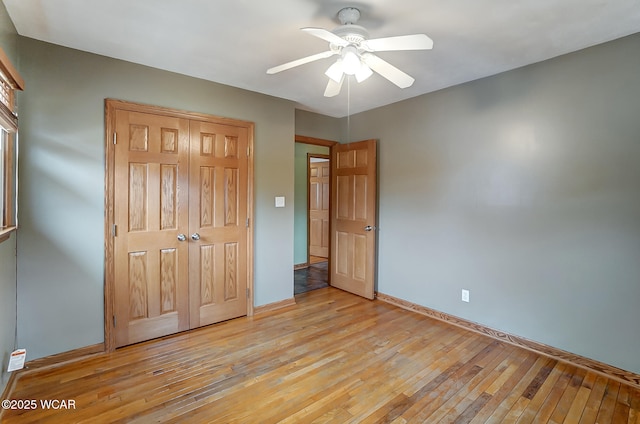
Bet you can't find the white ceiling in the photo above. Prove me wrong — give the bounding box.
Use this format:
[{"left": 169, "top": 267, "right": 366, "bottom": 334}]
[{"left": 4, "top": 0, "right": 640, "bottom": 117}]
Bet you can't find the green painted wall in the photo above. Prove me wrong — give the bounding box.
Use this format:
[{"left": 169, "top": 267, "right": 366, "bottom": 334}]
[
  {"left": 293, "top": 143, "right": 329, "bottom": 265},
  {"left": 0, "top": 233, "right": 16, "bottom": 394},
  {"left": 295, "top": 110, "right": 342, "bottom": 142},
  {"left": 346, "top": 33, "right": 640, "bottom": 374}
]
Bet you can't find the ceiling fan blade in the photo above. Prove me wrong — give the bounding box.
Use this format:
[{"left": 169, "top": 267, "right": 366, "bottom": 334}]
[
  {"left": 361, "top": 53, "right": 415, "bottom": 88},
  {"left": 362, "top": 34, "right": 433, "bottom": 52},
  {"left": 324, "top": 75, "right": 344, "bottom": 97},
  {"left": 267, "top": 50, "right": 336, "bottom": 74},
  {"left": 302, "top": 27, "right": 348, "bottom": 47}
]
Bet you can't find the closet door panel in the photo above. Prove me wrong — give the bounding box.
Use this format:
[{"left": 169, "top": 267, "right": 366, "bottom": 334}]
[
  {"left": 113, "top": 110, "right": 190, "bottom": 347},
  {"left": 188, "top": 121, "right": 249, "bottom": 328}
]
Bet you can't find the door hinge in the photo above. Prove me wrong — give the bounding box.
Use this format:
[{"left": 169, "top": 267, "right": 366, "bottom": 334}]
[
  {"left": 113, "top": 315, "right": 116, "bottom": 327},
  {"left": 247, "top": 146, "right": 250, "bottom": 157},
  {"left": 246, "top": 288, "right": 250, "bottom": 299},
  {"left": 112, "top": 224, "right": 117, "bottom": 237},
  {"left": 113, "top": 133, "right": 117, "bottom": 145},
  {"left": 246, "top": 218, "right": 249, "bottom": 228}
]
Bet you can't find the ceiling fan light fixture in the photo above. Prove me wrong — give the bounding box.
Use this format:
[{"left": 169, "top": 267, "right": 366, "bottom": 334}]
[
  {"left": 325, "top": 60, "right": 344, "bottom": 82},
  {"left": 341, "top": 47, "right": 361, "bottom": 75},
  {"left": 355, "top": 63, "right": 373, "bottom": 82}
]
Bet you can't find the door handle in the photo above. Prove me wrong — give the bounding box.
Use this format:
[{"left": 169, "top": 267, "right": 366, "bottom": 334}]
[
  {"left": 191, "top": 233, "right": 201, "bottom": 241},
  {"left": 177, "top": 233, "right": 186, "bottom": 242},
  {"left": 364, "top": 225, "right": 376, "bottom": 232}
]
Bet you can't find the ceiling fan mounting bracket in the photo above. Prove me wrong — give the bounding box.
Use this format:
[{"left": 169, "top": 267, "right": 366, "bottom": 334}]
[{"left": 337, "top": 7, "right": 361, "bottom": 25}]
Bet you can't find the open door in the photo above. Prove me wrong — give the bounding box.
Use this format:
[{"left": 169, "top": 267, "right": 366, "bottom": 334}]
[{"left": 330, "top": 139, "right": 377, "bottom": 299}]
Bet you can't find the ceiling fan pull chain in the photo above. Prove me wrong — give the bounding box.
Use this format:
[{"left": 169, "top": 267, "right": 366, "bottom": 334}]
[{"left": 347, "top": 76, "right": 351, "bottom": 142}]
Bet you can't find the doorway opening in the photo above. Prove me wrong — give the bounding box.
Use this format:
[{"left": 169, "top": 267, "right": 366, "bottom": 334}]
[
  {"left": 294, "top": 261, "right": 328, "bottom": 295},
  {"left": 295, "top": 155, "right": 329, "bottom": 294}
]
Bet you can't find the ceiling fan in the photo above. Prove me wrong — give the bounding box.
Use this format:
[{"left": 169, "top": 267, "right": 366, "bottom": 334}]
[{"left": 267, "top": 7, "right": 433, "bottom": 97}]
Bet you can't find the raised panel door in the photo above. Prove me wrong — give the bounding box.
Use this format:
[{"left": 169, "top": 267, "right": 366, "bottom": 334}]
[
  {"left": 309, "top": 158, "right": 330, "bottom": 258},
  {"left": 113, "top": 110, "right": 190, "bottom": 347},
  {"left": 330, "top": 140, "right": 377, "bottom": 299},
  {"left": 188, "top": 121, "right": 249, "bottom": 327}
]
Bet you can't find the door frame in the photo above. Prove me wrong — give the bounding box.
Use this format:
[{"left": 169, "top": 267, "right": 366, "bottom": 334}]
[
  {"left": 294, "top": 135, "right": 337, "bottom": 286},
  {"left": 105, "top": 99, "right": 255, "bottom": 352}
]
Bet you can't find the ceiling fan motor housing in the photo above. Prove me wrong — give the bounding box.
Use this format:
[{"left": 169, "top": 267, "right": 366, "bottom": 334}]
[
  {"left": 333, "top": 24, "right": 369, "bottom": 45},
  {"left": 333, "top": 7, "right": 369, "bottom": 48}
]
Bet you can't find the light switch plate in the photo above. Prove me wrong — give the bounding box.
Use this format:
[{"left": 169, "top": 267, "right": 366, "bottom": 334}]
[{"left": 275, "top": 196, "right": 285, "bottom": 208}]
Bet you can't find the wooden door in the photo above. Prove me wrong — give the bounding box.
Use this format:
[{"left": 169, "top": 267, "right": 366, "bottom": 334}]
[
  {"left": 308, "top": 157, "right": 330, "bottom": 259},
  {"left": 188, "top": 120, "right": 249, "bottom": 327},
  {"left": 113, "top": 110, "right": 191, "bottom": 347},
  {"left": 330, "top": 140, "right": 377, "bottom": 299}
]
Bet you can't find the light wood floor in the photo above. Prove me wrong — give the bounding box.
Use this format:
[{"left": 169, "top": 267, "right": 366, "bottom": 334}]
[
  {"left": 310, "top": 255, "right": 328, "bottom": 264},
  {"left": 2, "top": 288, "right": 639, "bottom": 423}
]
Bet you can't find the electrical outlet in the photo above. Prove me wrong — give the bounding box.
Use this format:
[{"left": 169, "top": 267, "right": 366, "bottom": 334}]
[{"left": 461, "top": 289, "right": 470, "bottom": 303}]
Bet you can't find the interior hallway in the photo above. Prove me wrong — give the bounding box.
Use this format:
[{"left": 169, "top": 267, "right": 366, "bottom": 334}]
[{"left": 294, "top": 257, "right": 328, "bottom": 295}]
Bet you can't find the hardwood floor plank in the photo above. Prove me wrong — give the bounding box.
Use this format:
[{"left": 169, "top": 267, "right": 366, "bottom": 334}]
[
  {"left": 578, "top": 375, "right": 611, "bottom": 424},
  {"left": 428, "top": 351, "right": 509, "bottom": 422},
  {"left": 2, "top": 287, "right": 639, "bottom": 424},
  {"left": 548, "top": 367, "right": 587, "bottom": 423},
  {"left": 429, "top": 349, "right": 509, "bottom": 423},
  {"left": 629, "top": 388, "right": 640, "bottom": 424},
  {"left": 515, "top": 362, "right": 569, "bottom": 424},
  {"left": 451, "top": 392, "right": 493, "bottom": 424},
  {"left": 467, "top": 352, "right": 526, "bottom": 423},
  {"left": 563, "top": 372, "right": 597, "bottom": 423},
  {"left": 532, "top": 365, "right": 576, "bottom": 422},
  {"left": 499, "top": 357, "right": 558, "bottom": 423},
  {"left": 482, "top": 355, "right": 551, "bottom": 422},
  {"left": 522, "top": 358, "right": 557, "bottom": 400},
  {"left": 595, "top": 379, "right": 621, "bottom": 423},
  {"left": 613, "top": 383, "right": 632, "bottom": 423},
  {"left": 379, "top": 339, "right": 490, "bottom": 422},
  {"left": 421, "top": 346, "right": 511, "bottom": 422},
  {"left": 482, "top": 351, "right": 524, "bottom": 396}
]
